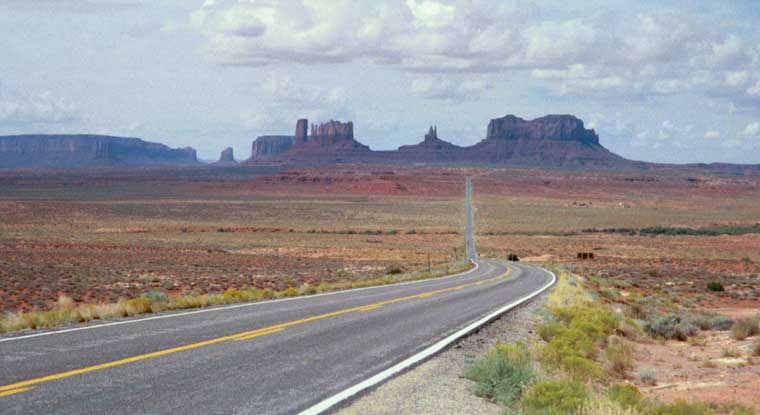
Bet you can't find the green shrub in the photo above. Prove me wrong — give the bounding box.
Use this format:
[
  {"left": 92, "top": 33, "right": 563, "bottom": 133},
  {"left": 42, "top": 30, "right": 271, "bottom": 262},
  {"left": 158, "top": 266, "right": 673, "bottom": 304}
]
[
  {"left": 562, "top": 355, "right": 603, "bottom": 381},
  {"left": 706, "top": 282, "right": 725, "bottom": 292},
  {"left": 521, "top": 379, "right": 589, "bottom": 415},
  {"left": 538, "top": 322, "right": 563, "bottom": 342},
  {"left": 579, "top": 399, "right": 640, "bottom": 415},
  {"left": 731, "top": 316, "right": 759, "bottom": 340},
  {"left": 607, "top": 384, "right": 643, "bottom": 409},
  {"left": 463, "top": 342, "right": 534, "bottom": 406},
  {"left": 644, "top": 315, "right": 697, "bottom": 340},
  {"left": 649, "top": 400, "right": 714, "bottom": 415}
]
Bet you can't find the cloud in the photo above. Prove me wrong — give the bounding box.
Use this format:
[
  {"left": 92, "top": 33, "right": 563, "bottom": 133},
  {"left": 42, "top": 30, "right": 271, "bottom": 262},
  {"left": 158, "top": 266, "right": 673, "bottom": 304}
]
[
  {"left": 0, "top": 0, "right": 145, "bottom": 13},
  {"left": 0, "top": 84, "right": 80, "bottom": 127},
  {"left": 410, "top": 76, "right": 489, "bottom": 101},
  {"left": 747, "top": 81, "right": 760, "bottom": 97},
  {"left": 189, "top": 1, "right": 760, "bottom": 112},
  {"left": 744, "top": 122, "right": 760, "bottom": 138},
  {"left": 704, "top": 130, "right": 721, "bottom": 140},
  {"left": 240, "top": 74, "right": 353, "bottom": 132}
]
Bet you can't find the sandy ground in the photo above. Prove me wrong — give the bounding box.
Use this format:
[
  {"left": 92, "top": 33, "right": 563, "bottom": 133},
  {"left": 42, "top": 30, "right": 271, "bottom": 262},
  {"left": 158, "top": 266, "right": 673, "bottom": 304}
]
[
  {"left": 636, "top": 325, "right": 760, "bottom": 410},
  {"left": 334, "top": 290, "right": 547, "bottom": 414}
]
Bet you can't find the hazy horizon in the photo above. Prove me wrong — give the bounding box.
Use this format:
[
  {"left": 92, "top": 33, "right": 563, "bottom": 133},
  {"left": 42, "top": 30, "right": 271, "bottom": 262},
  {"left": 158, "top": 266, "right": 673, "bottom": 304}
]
[{"left": 2, "top": 0, "right": 759, "bottom": 163}]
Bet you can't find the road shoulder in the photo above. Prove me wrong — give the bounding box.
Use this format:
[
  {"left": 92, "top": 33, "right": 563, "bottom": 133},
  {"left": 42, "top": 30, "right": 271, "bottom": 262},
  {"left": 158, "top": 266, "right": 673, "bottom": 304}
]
[{"left": 334, "top": 289, "right": 547, "bottom": 415}]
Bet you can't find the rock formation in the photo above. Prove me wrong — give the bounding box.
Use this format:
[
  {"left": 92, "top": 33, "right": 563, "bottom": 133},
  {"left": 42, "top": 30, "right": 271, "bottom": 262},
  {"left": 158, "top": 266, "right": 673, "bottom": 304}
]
[
  {"left": 294, "top": 119, "right": 308, "bottom": 145},
  {"left": 397, "top": 126, "right": 462, "bottom": 161},
  {"left": 214, "top": 147, "right": 237, "bottom": 165},
  {"left": 245, "top": 115, "right": 628, "bottom": 168},
  {"left": 253, "top": 119, "right": 370, "bottom": 164},
  {"left": 485, "top": 114, "right": 599, "bottom": 144},
  {"left": 308, "top": 120, "right": 355, "bottom": 146},
  {"left": 220, "top": 147, "right": 235, "bottom": 162},
  {"left": 0, "top": 134, "right": 198, "bottom": 168},
  {"left": 467, "top": 114, "right": 623, "bottom": 167},
  {"left": 250, "top": 136, "right": 295, "bottom": 159}
]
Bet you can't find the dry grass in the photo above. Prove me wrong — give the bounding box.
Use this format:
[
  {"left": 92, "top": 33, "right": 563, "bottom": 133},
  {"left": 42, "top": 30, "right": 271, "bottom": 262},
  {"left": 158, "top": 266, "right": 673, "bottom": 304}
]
[
  {"left": 0, "top": 260, "right": 472, "bottom": 333},
  {"left": 732, "top": 316, "right": 760, "bottom": 340}
]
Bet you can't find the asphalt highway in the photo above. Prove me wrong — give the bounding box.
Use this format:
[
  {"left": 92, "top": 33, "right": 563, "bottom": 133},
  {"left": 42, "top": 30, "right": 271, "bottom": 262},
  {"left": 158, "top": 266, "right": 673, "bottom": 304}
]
[{"left": 0, "top": 178, "right": 554, "bottom": 414}]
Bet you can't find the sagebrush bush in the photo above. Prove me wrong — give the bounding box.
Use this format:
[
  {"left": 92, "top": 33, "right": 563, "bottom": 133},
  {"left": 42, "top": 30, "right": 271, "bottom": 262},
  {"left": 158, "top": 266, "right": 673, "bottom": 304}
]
[
  {"left": 707, "top": 315, "right": 735, "bottom": 331},
  {"left": 731, "top": 316, "right": 759, "bottom": 340},
  {"left": 521, "top": 379, "right": 589, "bottom": 415},
  {"left": 644, "top": 315, "right": 697, "bottom": 341},
  {"left": 604, "top": 337, "right": 635, "bottom": 378},
  {"left": 636, "top": 367, "right": 657, "bottom": 386},
  {"left": 142, "top": 290, "right": 168, "bottom": 302},
  {"left": 463, "top": 342, "right": 534, "bottom": 406},
  {"left": 681, "top": 313, "right": 734, "bottom": 331}
]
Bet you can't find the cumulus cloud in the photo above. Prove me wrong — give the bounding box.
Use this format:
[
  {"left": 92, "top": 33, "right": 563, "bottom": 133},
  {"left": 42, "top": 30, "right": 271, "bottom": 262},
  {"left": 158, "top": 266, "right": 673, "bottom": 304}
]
[
  {"left": 0, "top": 85, "right": 80, "bottom": 126},
  {"left": 190, "top": 1, "right": 760, "bottom": 109},
  {"left": 744, "top": 122, "right": 760, "bottom": 138},
  {"left": 410, "top": 76, "right": 489, "bottom": 101}
]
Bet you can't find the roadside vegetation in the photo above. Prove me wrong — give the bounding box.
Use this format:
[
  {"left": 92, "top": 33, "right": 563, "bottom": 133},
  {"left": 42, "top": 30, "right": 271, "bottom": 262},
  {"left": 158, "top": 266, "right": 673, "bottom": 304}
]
[
  {"left": 463, "top": 270, "right": 756, "bottom": 415},
  {"left": 582, "top": 223, "right": 760, "bottom": 237},
  {"left": 0, "top": 260, "right": 472, "bottom": 333}
]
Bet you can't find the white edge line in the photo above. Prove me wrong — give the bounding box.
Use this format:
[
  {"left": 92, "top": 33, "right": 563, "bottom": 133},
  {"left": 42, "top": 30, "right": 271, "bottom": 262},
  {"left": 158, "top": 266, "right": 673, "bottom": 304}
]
[
  {"left": 0, "top": 261, "right": 480, "bottom": 343},
  {"left": 298, "top": 264, "right": 557, "bottom": 415}
]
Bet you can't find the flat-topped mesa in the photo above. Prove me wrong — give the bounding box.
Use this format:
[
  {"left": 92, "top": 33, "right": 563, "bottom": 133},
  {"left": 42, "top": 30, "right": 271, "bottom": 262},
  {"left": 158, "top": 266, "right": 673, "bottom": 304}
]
[
  {"left": 0, "top": 134, "right": 198, "bottom": 168},
  {"left": 308, "top": 120, "right": 354, "bottom": 146},
  {"left": 250, "top": 135, "right": 295, "bottom": 159},
  {"left": 486, "top": 114, "right": 599, "bottom": 145}
]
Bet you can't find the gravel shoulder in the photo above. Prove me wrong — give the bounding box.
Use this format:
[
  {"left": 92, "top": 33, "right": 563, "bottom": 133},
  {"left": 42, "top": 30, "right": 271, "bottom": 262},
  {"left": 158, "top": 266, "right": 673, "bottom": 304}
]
[{"left": 334, "top": 290, "right": 548, "bottom": 415}]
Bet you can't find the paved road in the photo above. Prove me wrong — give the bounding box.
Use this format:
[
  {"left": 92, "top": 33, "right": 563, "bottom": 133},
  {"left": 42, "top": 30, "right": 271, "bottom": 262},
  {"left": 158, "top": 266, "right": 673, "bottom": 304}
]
[
  {"left": 0, "top": 180, "right": 554, "bottom": 415},
  {"left": 465, "top": 176, "right": 478, "bottom": 261}
]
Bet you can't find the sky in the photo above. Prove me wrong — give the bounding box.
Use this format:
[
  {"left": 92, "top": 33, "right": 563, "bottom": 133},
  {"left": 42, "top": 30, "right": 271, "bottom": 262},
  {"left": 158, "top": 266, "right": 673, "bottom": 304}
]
[{"left": 1, "top": 0, "right": 759, "bottom": 163}]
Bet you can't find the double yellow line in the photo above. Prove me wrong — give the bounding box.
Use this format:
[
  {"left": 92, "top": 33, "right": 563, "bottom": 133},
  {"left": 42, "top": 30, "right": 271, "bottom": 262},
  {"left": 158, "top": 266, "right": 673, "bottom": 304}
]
[{"left": 0, "top": 268, "right": 510, "bottom": 398}]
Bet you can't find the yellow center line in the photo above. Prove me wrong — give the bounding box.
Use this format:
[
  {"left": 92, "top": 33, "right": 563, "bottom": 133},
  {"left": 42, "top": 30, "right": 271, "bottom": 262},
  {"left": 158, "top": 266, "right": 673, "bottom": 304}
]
[
  {"left": 0, "top": 387, "right": 34, "bottom": 397},
  {"left": 235, "top": 327, "right": 285, "bottom": 341},
  {"left": 0, "top": 267, "right": 511, "bottom": 395}
]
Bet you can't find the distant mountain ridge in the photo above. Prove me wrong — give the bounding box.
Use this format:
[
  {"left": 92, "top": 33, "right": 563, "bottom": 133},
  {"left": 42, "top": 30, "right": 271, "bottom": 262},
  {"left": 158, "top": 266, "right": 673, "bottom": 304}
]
[{"left": 0, "top": 134, "right": 198, "bottom": 168}]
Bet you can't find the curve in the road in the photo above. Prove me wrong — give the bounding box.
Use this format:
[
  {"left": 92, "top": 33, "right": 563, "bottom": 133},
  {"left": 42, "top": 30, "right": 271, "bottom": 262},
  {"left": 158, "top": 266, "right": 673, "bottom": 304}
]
[{"left": 1, "top": 178, "right": 556, "bottom": 414}]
